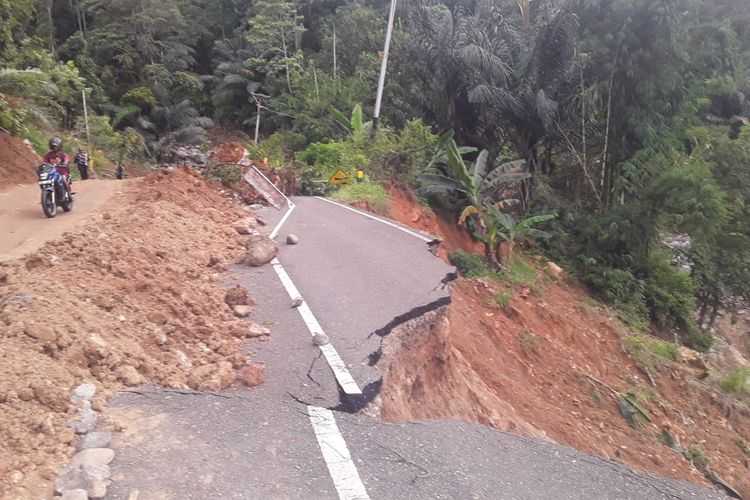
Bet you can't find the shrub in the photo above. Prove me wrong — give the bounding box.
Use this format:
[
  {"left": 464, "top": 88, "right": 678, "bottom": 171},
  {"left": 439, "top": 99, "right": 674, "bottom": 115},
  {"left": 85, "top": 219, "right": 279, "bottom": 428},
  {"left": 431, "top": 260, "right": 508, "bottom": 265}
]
[
  {"left": 495, "top": 290, "right": 512, "bottom": 309},
  {"left": 624, "top": 334, "right": 679, "bottom": 374},
  {"left": 720, "top": 368, "right": 750, "bottom": 395},
  {"left": 449, "top": 251, "right": 492, "bottom": 278},
  {"left": 582, "top": 264, "right": 648, "bottom": 329},
  {"left": 644, "top": 251, "right": 697, "bottom": 331},
  {"left": 331, "top": 183, "right": 390, "bottom": 214},
  {"left": 500, "top": 256, "right": 538, "bottom": 286},
  {"left": 684, "top": 328, "right": 714, "bottom": 352}
]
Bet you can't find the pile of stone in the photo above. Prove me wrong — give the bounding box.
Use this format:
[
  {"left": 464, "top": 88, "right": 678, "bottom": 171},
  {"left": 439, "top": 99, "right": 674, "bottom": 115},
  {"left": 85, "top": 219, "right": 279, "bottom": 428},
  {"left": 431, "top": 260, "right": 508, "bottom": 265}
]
[{"left": 55, "top": 384, "right": 115, "bottom": 499}]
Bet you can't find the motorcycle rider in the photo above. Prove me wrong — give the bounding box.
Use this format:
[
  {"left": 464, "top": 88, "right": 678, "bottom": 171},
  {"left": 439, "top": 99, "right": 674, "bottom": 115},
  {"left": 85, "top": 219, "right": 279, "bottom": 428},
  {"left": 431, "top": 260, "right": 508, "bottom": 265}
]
[{"left": 43, "top": 137, "right": 72, "bottom": 195}]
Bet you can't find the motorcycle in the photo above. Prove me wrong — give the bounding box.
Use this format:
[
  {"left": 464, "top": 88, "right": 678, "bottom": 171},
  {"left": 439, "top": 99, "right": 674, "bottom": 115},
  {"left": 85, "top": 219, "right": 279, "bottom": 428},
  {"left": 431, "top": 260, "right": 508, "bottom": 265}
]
[{"left": 37, "top": 163, "right": 73, "bottom": 218}]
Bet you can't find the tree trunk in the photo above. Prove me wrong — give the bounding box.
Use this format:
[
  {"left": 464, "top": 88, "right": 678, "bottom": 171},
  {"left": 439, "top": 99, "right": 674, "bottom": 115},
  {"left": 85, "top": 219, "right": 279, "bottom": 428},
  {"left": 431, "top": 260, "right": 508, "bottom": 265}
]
[{"left": 281, "top": 28, "right": 292, "bottom": 95}]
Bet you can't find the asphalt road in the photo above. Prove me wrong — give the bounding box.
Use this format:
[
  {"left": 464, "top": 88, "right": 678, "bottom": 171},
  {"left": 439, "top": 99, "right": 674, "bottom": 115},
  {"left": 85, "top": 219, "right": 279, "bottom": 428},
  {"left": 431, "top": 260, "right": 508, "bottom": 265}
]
[{"left": 105, "top": 197, "right": 728, "bottom": 500}]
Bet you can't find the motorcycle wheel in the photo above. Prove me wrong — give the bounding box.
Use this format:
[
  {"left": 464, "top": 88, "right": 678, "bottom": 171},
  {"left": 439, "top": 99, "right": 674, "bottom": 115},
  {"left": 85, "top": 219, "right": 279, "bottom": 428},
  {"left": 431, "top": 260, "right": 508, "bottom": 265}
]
[
  {"left": 42, "top": 190, "right": 57, "bottom": 218},
  {"left": 61, "top": 189, "right": 73, "bottom": 212}
]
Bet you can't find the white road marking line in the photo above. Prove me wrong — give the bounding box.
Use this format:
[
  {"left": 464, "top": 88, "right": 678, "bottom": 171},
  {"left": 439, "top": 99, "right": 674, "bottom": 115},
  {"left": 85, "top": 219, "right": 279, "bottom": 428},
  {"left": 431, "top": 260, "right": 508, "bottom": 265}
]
[
  {"left": 315, "top": 196, "right": 436, "bottom": 243},
  {"left": 271, "top": 259, "right": 362, "bottom": 395},
  {"left": 269, "top": 200, "right": 296, "bottom": 239},
  {"left": 308, "top": 406, "right": 370, "bottom": 500}
]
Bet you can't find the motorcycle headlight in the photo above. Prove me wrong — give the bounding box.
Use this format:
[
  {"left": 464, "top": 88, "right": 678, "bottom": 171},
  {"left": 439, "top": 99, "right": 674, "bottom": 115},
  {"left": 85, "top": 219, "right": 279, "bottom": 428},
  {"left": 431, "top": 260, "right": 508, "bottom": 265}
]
[{"left": 39, "top": 173, "right": 48, "bottom": 180}]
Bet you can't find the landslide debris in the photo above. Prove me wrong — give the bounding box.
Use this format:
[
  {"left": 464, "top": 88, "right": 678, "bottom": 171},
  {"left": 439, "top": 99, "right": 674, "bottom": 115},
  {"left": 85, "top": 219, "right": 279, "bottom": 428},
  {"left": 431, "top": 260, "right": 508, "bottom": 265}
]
[{"left": 0, "top": 168, "right": 266, "bottom": 499}]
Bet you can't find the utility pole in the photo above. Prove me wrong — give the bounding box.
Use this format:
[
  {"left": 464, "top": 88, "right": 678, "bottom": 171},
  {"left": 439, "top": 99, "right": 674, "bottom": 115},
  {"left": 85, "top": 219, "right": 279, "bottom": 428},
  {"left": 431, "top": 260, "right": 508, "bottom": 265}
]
[
  {"left": 332, "top": 23, "right": 337, "bottom": 81},
  {"left": 81, "top": 88, "right": 91, "bottom": 148},
  {"left": 251, "top": 92, "right": 270, "bottom": 145},
  {"left": 373, "top": 0, "right": 397, "bottom": 133}
]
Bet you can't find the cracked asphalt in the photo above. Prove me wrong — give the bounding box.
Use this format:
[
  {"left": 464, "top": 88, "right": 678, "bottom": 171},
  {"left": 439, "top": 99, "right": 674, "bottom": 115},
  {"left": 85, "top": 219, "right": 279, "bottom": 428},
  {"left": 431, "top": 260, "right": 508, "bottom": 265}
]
[{"left": 105, "top": 197, "right": 729, "bottom": 500}]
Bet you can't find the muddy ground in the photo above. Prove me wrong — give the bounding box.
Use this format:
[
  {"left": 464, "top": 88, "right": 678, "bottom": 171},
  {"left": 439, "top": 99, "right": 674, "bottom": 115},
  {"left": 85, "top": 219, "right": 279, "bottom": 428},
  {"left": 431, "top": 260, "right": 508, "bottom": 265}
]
[{"left": 0, "top": 168, "right": 259, "bottom": 499}]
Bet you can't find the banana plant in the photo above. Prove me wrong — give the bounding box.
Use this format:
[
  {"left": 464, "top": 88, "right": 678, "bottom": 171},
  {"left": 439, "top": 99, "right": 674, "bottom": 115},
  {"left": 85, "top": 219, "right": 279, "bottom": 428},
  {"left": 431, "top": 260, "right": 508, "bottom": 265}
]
[
  {"left": 419, "top": 132, "right": 534, "bottom": 268},
  {"left": 485, "top": 207, "right": 556, "bottom": 263}
]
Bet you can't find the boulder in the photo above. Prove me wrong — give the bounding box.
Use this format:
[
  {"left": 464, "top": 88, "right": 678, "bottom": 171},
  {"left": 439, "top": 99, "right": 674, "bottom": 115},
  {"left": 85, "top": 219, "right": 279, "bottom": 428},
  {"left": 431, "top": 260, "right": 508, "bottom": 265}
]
[
  {"left": 241, "top": 236, "right": 278, "bottom": 267},
  {"left": 312, "top": 333, "right": 330, "bottom": 346},
  {"left": 224, "top": 286, "right": 253, "bottom": 307},
  {"left": 237, "top": 363, "right": 266, "bottom": 387},
  {"left": 232, "top": 305, "right": 253, "bottom": 318},
  {"left": 71, "top": 383, "right": 96, "bottom": 403},
  {"left": 115, "top": 365, "right": 145, "bottom": 387},
  {"left": 78, "top": 431, "right": 112, "bottom": 450},
  {"left": 188, "top": 362, "right": 235, "bottom": 391},
  {"left": 546, "top": 262, "right": 564, "bottom": 279},
  {"left": 24, "top": 324, "right": 57, "bottom": 342},
  {"left": 247, "top": 323, "right": 271, "bottom": 338},
  {"left": 286, "top": 234, "right": 300, "bottom": 245}
]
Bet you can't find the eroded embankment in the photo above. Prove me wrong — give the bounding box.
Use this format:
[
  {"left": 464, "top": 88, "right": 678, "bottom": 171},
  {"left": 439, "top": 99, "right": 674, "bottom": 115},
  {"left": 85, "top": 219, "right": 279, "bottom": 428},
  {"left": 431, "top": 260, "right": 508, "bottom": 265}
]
[{"left": 372, "top": 277, "right": 750, "bottom": 497}]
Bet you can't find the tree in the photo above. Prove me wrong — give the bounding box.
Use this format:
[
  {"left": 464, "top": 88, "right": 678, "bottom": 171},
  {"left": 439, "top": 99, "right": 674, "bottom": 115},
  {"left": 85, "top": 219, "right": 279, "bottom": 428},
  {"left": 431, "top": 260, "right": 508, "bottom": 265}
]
[
  {"left": 420, "top": 134, "right": 531, "bottom": 267},
  {"left": 245, "top": 0, "right": 305, "bottom": 95}
]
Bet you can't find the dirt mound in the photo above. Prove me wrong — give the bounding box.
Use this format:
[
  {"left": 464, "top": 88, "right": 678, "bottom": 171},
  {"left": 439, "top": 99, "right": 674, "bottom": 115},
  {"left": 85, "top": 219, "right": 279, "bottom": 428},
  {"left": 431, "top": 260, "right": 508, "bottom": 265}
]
[
  {"left": 0, "top": 132, "right": 39, "bottom": 189},
  {"left": 387, "top": 186, "right": 484, "bottom": 259},
  {"left": 0, "top": 168, "right": 259, "bottom": 499},
  {"left": 211, "top": 142, "right": 248, "bottom": 164},
  {"left": 378, "top": 275, "right": 750, "bottom": 496}
]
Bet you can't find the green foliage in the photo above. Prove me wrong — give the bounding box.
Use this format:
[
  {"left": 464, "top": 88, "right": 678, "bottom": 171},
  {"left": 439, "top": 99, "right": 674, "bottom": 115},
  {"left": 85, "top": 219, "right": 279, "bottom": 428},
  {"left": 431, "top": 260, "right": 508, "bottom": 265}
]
[
  {"left": 582, "top": 265, "right": 648, "bottom": 329},
  {"left": 500, "top": 257, "right": 538, "bottom": 287},
  {"left": 720, "top": 368, "right": 750, "bottom": 395},
  {"left": 644, "top": 251, "right": 697, "bottom": 331},
  {"left": 331, "top": 183, "right": 389, "bottom": 214},
  {"left": 495, "top": 290, "right": 512, "bottom": 309},
  {"left": 449, "top": 251, "right": 492, "bottom": 278},
  {"left": 685, "top": 445, "right": 709, "bottom": 471},
  {"left": 247, "top": 130, "right": 307, "bottom": 167},
  {"left": 122, "top": 87, "right": 157, "bottom": 110},
  {"left": 624, "top": 335, "right": 679, "bottom": 365}
]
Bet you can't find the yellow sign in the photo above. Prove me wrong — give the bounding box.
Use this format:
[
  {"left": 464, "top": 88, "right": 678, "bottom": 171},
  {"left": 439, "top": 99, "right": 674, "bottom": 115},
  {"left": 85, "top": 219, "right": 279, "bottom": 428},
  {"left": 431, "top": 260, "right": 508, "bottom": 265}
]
[{"left": 329, "top": 169, "right": 352, "bottom": 186}]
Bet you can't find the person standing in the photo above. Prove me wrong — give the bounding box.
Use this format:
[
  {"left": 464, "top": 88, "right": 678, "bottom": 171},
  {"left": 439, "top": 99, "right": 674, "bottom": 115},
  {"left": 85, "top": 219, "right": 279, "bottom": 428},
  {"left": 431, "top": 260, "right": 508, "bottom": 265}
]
[{"left": 74, "top": 148, "right": 90, "bottom": 180}]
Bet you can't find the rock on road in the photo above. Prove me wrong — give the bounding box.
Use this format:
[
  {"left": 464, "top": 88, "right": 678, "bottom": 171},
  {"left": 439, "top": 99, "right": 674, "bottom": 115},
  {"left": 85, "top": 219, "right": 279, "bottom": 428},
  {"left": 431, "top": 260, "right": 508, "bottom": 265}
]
[{"left": 103, "top": 196, "right": 728, "bottom": 500}]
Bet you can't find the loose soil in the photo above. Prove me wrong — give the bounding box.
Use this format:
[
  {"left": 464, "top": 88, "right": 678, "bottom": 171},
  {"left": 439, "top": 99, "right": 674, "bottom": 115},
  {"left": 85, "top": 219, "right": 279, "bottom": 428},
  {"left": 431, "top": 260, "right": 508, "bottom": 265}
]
[
  {"left": 380, "top": 189, "right": 750, "bottom": 498},
  {"left": 0, "top": 132, "right": 39, "bottom": 190},
  {"left": 0, "top": 168, "right": 260, "bottom": 499}
]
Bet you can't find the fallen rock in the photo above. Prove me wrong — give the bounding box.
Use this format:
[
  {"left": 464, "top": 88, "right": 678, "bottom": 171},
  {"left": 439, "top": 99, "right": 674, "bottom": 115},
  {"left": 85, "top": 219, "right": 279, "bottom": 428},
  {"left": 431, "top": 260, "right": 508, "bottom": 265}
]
[
  {"left": 115, "top": 365, "right": 145, "bottom": 386},
  {"left": 286, "top": 234, "right": 300, "bottom": 245},
  {"left": 225, "top": 286, "right": 253, "bottom": 307},
  {"left": 17, "top": 386, "right": 34, "bottom": 401},
  {"left": 71, "top": 448, "right": 115, "bottom": 468},
  {"left": 71, "top": 383, "right": 97, "bottom": 403},
  {"left": 0, "top": 270, "right": 8, "bottom": 284},
  {"left": 78, "top": 431, "right": 112, "bottom": 450},
  {"left": 237, "top": 362, "right": 266, "bottom": 387},
  {"left": 71, "top": 408, "right": 97, "bottom": 434},
  {"left": 146, "top": 312, "right": 168, "bottom": 325},
  {"left": 247, "top": 323, "right": 271, "bottom": 338},
  {"left": 188, "top": 361, "right": 235, "bottom": 391},
  {"left": 241, "top": 235, "right": 278, "bottom": 267},
  {"left": 61, "top": 489, "right": 88, "bottom": 500},
  {"left": 291, "top": 297, "right": 304, "bottom": 308},
  {"left": 32, "top": 382, "right": 68, "bottom": 412},
  {"left": 312, "top": 333, "right": 330, "bottom": 346},
  {"left": 546, "top": 261, "right": 564, "bottom": 278},
  {"left": 24, "top": 324, "right": 57, "bottom": 342},
  {"left": 88, "top": 479, "right": 108, "bottom": 499},
  {"left": 233, "top": 224, "right": 251, "bottom": 235},
  {"left": 232, "top": 305, "right": 253, "bottom": 318}
]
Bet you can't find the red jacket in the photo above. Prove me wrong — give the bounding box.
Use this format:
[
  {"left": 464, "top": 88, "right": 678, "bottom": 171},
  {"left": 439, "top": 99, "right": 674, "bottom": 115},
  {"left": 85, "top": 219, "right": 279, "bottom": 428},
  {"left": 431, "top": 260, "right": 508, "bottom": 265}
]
[{"left": 43, "top": 151, "right": 70, "bottom": 176}]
